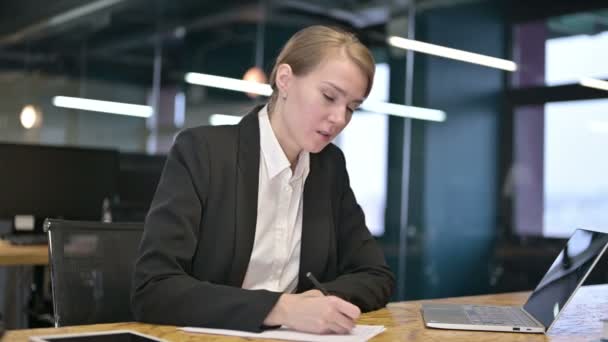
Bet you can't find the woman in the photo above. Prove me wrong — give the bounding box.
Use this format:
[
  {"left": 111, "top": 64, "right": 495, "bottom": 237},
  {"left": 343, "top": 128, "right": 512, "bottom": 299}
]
[{"left": 131, "top": 25, "right": 395, "bottom": 334}]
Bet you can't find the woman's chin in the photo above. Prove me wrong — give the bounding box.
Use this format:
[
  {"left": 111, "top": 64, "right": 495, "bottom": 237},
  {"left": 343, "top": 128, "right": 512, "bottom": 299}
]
[{"left": 306, "top": 142, "right": 330, "bottom": 154}]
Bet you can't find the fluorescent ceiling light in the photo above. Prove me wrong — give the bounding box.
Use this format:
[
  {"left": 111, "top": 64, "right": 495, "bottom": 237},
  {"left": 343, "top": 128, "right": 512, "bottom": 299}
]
[
  {"left": 52, "top": 96, "right": 153, "bottom": 118},
  {"left": 388, "top": 36, "right": 517, "bottom": 72},
  {"left": 579, "top": 77, "right": 608, "bottom": 92},
  {"left": 360, "top": 101, "right": 446, "bottom": 122},
  {"left": 187, "top": 72, "right": 446, "bottom": 122},
  {"left": 209, "top": 114, "right": 242, "bottom": 126},
  {"left": 50, "top": 0, "right": 126, "bottom": 26},
  {"left": 185, "top": 72, "right": 272, "bottom": 96}
]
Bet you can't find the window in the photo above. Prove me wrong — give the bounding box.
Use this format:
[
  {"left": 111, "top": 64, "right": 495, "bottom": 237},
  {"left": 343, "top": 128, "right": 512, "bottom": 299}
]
[
  {"left": 512, "top": 9, "right": 608, "bottom": 88},
  {"left": 512, "top": 99, "right": 608, "bottom": 238},
  {"left": 543, "top": 99, "right": 608, "bottom": 237},
  {"left": 546, "top": 32, "right": 608, "bottom": 86},
  {"left": 510, "top": 8, "right": 608, "bottom": 238}
]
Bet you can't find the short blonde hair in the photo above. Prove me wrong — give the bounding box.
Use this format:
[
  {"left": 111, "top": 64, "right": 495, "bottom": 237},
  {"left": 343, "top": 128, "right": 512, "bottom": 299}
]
[{"left": 268, "top": 25, "right": 375, "bottom": 110}]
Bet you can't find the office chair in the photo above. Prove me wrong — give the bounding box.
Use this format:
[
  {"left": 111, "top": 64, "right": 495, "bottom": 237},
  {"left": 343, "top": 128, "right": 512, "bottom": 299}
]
[{"left": 44, "top": 219, "right": 143, "bottom": 327}]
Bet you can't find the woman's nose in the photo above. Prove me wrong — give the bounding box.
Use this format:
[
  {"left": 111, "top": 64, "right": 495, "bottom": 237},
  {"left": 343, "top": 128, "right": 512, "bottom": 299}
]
[{"left": 329, "top": 107, "right": 347, "bottom": 126}]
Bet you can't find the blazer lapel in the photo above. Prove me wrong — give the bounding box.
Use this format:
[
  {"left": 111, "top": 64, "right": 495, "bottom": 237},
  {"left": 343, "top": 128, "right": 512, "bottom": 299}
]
[
  {"left": 229, "top": 106, "right": 262, "bottom": 287},
  {"left": 298, "top": 153, "right": 332, "bottom": 291}
]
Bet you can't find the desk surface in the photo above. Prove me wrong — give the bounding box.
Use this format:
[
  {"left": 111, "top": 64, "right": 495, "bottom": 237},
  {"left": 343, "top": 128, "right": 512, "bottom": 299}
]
[
  {"left": 4, "top": 284, "right": 606, "bottom": 341},
  {"left": 0, "top": 240, "right": 48, "bottom": 266}
]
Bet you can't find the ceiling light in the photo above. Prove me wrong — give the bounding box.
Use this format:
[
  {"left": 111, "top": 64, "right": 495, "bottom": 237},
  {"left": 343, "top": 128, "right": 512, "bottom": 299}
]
[
  {"left": 388, "top": 36, "right": 517, "bottom": 72},
  {"left": 209, "top": 114, "right": 242, "bottom": 126},
  {"left": 185, "top": 72, "right": 272, "bottom": 96},
  {"left": 242, "top": 67, "right": 268, "bottom": 98},
  {"left": 579, "top": 77, "right": 608, "bottom": 92},
  {"left": 360, "top": 101, "right": 446, "bottom": 122},
  {"left": 20, "top": 105, "right": 42, "bottom": 129},
  {"left": 52, "top": 96, "right": 153, "bottom": 118}
]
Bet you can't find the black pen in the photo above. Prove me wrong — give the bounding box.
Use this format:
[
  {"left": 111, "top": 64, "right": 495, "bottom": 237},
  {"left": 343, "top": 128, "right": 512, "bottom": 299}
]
[{"left": 306, "top": 272, "right": 329, "bottom": 296}]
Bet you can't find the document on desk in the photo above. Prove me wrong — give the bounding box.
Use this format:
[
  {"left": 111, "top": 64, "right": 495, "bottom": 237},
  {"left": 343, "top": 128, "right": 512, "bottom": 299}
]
[{"left": 179, "top": 324, "right": 386, "bottom": 342}]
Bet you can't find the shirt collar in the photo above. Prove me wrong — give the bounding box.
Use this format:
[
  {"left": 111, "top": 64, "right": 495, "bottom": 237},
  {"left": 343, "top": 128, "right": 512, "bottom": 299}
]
[
  {"left": 258, "top": 105, "right": 310, "bottom": 180},
  {"left": 292, "top": 149, "right": 310, "bottom": 182}
]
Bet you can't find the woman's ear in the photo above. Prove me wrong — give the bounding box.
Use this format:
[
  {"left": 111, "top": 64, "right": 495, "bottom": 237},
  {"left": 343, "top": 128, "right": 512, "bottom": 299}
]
[{"left": 275, "top": 64, "right": 292, "bottom": 98}]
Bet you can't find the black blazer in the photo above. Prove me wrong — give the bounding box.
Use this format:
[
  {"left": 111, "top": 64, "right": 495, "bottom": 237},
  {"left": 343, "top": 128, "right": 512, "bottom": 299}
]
[{"left": 131, "top": 105, "right": 395, "bottom": 332}]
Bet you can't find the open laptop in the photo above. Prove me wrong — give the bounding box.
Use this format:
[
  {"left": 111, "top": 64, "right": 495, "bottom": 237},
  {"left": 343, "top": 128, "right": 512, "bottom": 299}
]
[{"left": 421, "top": 228, "right": 608, "bottom": 333}]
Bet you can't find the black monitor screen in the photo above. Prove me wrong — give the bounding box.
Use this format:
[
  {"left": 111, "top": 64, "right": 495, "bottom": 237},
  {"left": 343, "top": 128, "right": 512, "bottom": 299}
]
[
  {"left": 523, "top": 229, "right": 608, "bottom": 328},
  {"left": 0, "top": 143, "right": 118, "bottom": 221},
  {"left": 117, "top": 152, "right": 166, "bottom": 206}
]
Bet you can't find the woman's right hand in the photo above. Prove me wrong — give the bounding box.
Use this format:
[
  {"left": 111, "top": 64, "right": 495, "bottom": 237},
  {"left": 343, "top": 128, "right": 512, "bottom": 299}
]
[{"left": 263, "top": 293, "right": 360, "bottom": 334}]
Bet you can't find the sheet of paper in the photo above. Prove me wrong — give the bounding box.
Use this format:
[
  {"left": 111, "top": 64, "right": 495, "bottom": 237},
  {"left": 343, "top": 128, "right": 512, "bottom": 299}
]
[{"left": 180, "top": 324, "right": 386, "bottom": 342}]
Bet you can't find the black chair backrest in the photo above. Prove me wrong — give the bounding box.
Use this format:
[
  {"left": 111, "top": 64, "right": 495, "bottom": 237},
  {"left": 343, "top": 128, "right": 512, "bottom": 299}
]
[{"left": 44, "top": 219, "right": 143, "bottom": 327}]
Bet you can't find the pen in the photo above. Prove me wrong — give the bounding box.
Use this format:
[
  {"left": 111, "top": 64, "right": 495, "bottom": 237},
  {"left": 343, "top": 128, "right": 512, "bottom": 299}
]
[{"left": 306, "top": 272, "right": 329, "bottom": 296}]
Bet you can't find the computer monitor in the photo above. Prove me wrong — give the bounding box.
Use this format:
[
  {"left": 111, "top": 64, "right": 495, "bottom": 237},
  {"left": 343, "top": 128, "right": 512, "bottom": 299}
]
[
  {"left": 113, "top": 152, "right": 166, "bottom": 221},
  {"left": 0, "top": 143, "right": 119, "bottom": 226}
]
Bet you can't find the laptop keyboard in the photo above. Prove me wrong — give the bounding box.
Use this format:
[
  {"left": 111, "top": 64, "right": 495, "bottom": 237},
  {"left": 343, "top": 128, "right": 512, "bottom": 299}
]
[{"left": 465, "top": 306, "right": 538, "bottom": 327}]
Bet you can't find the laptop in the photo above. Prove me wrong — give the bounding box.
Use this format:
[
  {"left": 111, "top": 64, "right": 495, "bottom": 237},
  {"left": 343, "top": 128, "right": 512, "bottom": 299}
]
[{"left": 421, "top": 228, "right": 608, "bottom": 333}]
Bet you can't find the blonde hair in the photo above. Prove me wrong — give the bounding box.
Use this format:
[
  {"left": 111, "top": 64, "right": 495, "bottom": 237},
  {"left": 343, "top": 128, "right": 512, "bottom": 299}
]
[{"left": 268, "top": 25, "right": 375, "bottom": 111}]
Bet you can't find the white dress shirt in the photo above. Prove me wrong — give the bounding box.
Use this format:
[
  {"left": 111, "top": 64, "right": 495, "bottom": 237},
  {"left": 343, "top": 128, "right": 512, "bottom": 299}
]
[{"left": 241, "top": 105, "right": 310, "bottom": 293}]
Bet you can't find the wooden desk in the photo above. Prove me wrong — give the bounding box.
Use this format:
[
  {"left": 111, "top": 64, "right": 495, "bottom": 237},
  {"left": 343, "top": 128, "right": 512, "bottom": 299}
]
[
  {"left": 0, "top": 240, "right": 48, "bottom": 266},
  {"left": 0, "top": 239, "right": 49, "bottom": 329},
  {"left": 4, "top": 284, "right": 606, "bottom": 341}
]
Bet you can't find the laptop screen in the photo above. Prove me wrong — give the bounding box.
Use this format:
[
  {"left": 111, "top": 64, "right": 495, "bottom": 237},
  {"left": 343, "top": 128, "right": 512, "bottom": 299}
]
[{"left": 523, "top": 229, "right": 608, "bottom": 329}]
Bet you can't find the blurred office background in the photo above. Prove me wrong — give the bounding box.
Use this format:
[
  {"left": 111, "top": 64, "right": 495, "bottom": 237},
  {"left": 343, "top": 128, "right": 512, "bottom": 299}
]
[{"left": 0, "top": 0, "right": 607, "bottom": 329}]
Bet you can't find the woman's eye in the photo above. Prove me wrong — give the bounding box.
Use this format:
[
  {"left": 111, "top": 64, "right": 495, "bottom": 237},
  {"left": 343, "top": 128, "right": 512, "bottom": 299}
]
[{"left": 323, "top": 93, "right": 335, "bottom": 102}]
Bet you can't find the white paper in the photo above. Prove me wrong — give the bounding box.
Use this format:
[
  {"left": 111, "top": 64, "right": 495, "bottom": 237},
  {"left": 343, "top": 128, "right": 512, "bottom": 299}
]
[{"left": 179, "top": 324, "right": 386, "bottom": 342}]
